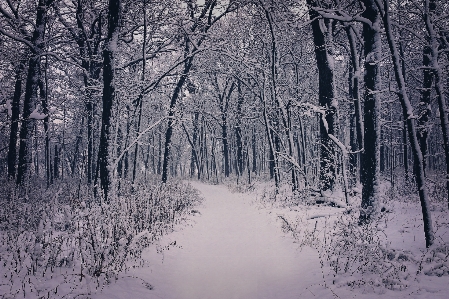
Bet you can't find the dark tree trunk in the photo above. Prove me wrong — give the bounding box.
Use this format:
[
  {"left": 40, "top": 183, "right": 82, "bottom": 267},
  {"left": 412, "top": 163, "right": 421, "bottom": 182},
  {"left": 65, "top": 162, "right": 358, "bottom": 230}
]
[
  {"left": 359, "top": 0, "right": 382, "bottom": 223},
  {"left": 191, "top": 111, "right": 199, "bottom": 178},
  {"left": 161, "top": 57, "right": 193, "bottom": 183},
  {"left": 97, "top": 0, "right": 121, "bottom": 201},
  {"left": 235, "top": 80, "right": 244, "bottom": 176},
  {"left": 132, "top": 0, "right": 148, "bottom": 185},
  {"left": 8, "top": 59, "right": 26, "bottom": 179},
  {"left": 379, "top": 0, "right": 434, "bottom": 247},
  {"left": 417, "top": 0, "right": 434, "bottom": 176},
  {"left": 269, "top": 129, "right": 275, "bottom": 180},
  {"left": 307, "top": 0, "right": 338, "bottom": 192},
  {"left": 346, "top": 25, "right": 363, "bottom": 186},
  {"left": 397, "top": 37, "right": 410, "bottom": 181},
  {"left": 85, "top": 66, "right": 100, "bottom": 184},
  {"left": 54, "top": 144, "right": 59, "bottom": 179},
  {"left": 222, "top": 118, "right": 230, "bottom": 177},
  {"left": 423, "top": 0, "right": 449, "bottom": 208},
  {"left": 117, "top": 126, "right": 123, "bottom": 177},
  {"left": 157, "top": 132, "right": 162, "bottom": 175},
  {"left": 70, "top": 117, "right": 84, "bottom": 177},
  {"left": 16, "top": 0, "right": 51, "bottom": 186},
  {"left": 298, "top": 117, "right": 308, "bottom": 186},
  {"left": 38, "top": 71, "right": 51, "bottom": 186},
  {"left": 73, "top": 0, "right": 103, "bottom": 185},
  {"left": 252, "top": 127, "right": 257, "bottom": 173},
  {"left": 17, "top": 57, "right": 39, "bottom": 186},
  {"left": 403, "top": 119, "right": 409, "bottom": 179}
]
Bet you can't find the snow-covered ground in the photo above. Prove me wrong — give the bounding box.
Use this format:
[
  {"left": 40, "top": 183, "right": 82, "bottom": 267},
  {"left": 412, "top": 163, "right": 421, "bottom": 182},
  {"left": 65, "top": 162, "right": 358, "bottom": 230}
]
[
  {"left": 87, "top": 182, "right": 447, "bottom": 299},
  {"left": 96, "top": 182, "right": 328, "bottom": 299}
]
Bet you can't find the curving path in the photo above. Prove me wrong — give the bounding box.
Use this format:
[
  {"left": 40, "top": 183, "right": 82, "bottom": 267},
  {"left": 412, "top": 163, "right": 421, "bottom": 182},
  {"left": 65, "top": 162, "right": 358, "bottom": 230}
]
[{"left": 99, "top": 182, "right": 326, "bottom": 299}]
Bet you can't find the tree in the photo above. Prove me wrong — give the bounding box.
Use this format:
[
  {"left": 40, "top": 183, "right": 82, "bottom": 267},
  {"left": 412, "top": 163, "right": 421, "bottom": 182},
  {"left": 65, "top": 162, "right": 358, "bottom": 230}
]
[
  {"left": 359, "top": 0, "right": 382, "bottom": 223},
  {"left": 15, "top": 0, "right": 56, "bottom": 186},
  {"left": 378, "top": 0, "right": 434, "bottom": 247},
  {"left": 307, "top": 0, "right": 339, "bottom": 193},
  {"left": 422, "top": 0, "right": 449, "bottom": 208},
  {"left": 161, "top": 0, "right": 239, "bottom": 183},
  {"left": 97, "top": 0, "right": 121, "bottom": 201}
]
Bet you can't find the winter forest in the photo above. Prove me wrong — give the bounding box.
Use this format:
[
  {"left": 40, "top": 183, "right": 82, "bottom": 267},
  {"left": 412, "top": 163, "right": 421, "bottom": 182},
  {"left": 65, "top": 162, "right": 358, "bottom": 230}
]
[{"left": 1, "top": 0, "right": 449, "bottom": 298}]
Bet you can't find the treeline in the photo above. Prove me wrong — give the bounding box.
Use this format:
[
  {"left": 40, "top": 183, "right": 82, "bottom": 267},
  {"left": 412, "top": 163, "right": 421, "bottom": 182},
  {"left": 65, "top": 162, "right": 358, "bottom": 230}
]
[{"left": 1, "top": 0, "right": 448, "bottom": 247}]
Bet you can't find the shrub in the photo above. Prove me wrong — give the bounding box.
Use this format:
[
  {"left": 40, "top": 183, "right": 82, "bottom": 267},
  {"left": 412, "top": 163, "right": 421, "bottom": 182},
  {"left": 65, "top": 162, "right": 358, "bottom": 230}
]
[{"left": 0, "top": 177, "right": 201, "bottom": 298}]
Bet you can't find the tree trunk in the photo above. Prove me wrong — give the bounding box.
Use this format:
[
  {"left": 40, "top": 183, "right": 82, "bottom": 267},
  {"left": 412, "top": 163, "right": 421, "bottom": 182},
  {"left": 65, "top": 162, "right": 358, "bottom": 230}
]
[
  {"left": 252, "top": 127, "right": 257, "bottom": 173},
  {"left": 161, "top": 56, "right": 193, "bottom": 183},
  {"left": 379, "top": 0, "right": 434, "bottom": 247},
  {"left": 307, "top": 0, "right": 338, "bottom": 192},
  {"left": 359, "top": 0, "right": 382, "bottom": 223},
  {"left": 222, "top": 118, "right": 230, "bottom": 177},
  {"left": 263, "top": 4, "right": 298, "bottom": 190},
  {"left": 345, "top": 25, "right": 363, "bottom": 186},
  {"left": 403, "top": 118, "right": 409, "bottom": 179},
  {"left": 8, "top": 58, "right": 26, "bottom": 179},
  {"left": 39, "top": 68, "right": 51, "bottom": 186},
  {"left": 423, "top": 0, "right": 449, "bottom": 208},
  {"left": 396, "top": 37, "right": 410, "bottom": 181},
  {"left": 132, "top": 0, "right": 148, "bottom": 185},
  {"left": 191, "top": 111, "right": 199, "bottom": 178},
  {"left": 235, "top": 80, "right": 244, "bottom": 176},
  {"left": 16, "top": 0, "right": 51, "bottom": 186},
  {"left": 54, "top": 144, "right": 59, "bottom": 179},
  {"left": 74, "top": 0, "right": 103, "bottom": 185},
  {"left": 157, "top": 132, "right": 162, "bottom": 175},
  {"left": 97, "top": 0, "right": 121, "bottom": 201}
]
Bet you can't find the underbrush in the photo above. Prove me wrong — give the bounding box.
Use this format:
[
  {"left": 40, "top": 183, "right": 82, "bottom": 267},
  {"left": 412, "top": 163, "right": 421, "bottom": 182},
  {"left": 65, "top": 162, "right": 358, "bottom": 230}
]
[
  {"left": 0, "top": 177, "right": 201, "bottom": 299},
  {"left": 258, "top": 176, "right": 449, "bottom": 295},
  {"left": 222, "top": 174, "right": 261, "bottom": 193},
  {"left": 305, "top": 212, "right": 415, "bottom": 293},
  {"left": 257, "top": 181, "right": 339, "bottom": 209}
]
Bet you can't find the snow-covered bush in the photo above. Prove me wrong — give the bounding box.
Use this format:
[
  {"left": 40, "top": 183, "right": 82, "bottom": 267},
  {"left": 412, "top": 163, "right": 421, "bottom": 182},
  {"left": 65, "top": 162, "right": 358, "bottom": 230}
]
[
  {"left": 0, "top": 177, "right": 201, "bottom": 298},
  {"left": 317, "top": 212, "right": 413, "bottom": 292}
]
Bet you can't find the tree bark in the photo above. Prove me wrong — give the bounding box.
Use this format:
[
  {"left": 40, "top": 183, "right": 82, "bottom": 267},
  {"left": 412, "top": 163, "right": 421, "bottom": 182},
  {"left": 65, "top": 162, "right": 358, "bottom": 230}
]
[
  {"left": 307, "top": 0, "right": 338, "bottom": 192},
  {"left": 359, "top": 0, "right": 382, "bottom": 223},
  {"left": 161, "top": 56, "right": 193, "bottom": 183},
  {"left": 97, "top": 0, "right": 121, "bottom": 201},
  {"left": 16, "top": 0, "right": 53, "bottom": 186},
  {"left": 235, "top": 80, "right": 244, "bottom": 176},
  {"left": 191, "top": 110, "right": 199, "bottom": 178},
  {"left": 345, "top": 25, "right": 363, "bottom": 186},
  {"left": 423, "top": 0, "right": 449, "bottom": 208},
  {"left": 8, "top": 57, "right": 26, "bottom": 179},
  {"left": 379, "top": 0, "right": 434, "bottom": 247}
]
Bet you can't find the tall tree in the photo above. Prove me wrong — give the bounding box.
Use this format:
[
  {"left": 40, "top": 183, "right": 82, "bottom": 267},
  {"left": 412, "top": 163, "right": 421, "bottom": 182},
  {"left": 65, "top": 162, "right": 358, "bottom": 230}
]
[
  {"left": 16, "top": 0, "right": 55, "bottom": 186},
  {"left": 359, "top": 0, "right": 382, "bottom": 223},
  {"left": 307, "top": 0, "right": 339, "bottom": 193},
  {"left": 97, "top": 0, "right": 121, "bottom": 200},
  {"left": 422, "top": 0, "right": 449, "bottom": 208},
  {"left": 7, "top": 54, "right": 26, "bottom": 179},
  {"left": 378, "top": 0, "right": 434, "bottom": 247}
]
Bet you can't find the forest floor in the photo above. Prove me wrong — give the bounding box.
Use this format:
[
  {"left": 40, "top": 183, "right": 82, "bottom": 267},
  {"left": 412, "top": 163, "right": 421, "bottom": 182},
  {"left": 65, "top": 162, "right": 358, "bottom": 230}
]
[{"left": 92, "top": 181, "right": 449, "bottom": 299}]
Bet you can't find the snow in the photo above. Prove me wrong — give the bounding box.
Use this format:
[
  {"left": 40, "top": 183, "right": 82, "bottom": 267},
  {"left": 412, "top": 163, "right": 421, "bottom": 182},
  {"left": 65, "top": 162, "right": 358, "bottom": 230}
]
[
  {"left": 88, "top": 182, "right": 342, "bottom": 299},
  {"left": 29, "top": 107, "right": 47, "bottom": 120},
  {"left": 6, "top": 99, "right": 12, "bottom": 116},
  {"left": 4, "top": 182, "right": 449, "bottom": 299},
  {"left": 86, "top": 182, "right": 449, "bottom": 299}
]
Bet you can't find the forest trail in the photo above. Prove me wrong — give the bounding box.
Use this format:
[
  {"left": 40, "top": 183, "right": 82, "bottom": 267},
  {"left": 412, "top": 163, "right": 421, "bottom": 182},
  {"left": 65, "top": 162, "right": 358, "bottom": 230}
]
[
  {"left": 93, "top": 182, "right": 449, "bottom": 299},
  {"left": 100, "top": 182, "right": 327, "bottom": 299}
]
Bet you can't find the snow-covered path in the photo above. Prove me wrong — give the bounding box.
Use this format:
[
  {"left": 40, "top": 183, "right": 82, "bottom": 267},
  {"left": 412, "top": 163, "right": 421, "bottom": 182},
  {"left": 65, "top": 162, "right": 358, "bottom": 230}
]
[
  {"left": 96, "top": 182, "right": 449, "bottom": 299},
  {"left": 101, "top": 182, "right": 325, "bottom": 299}
]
